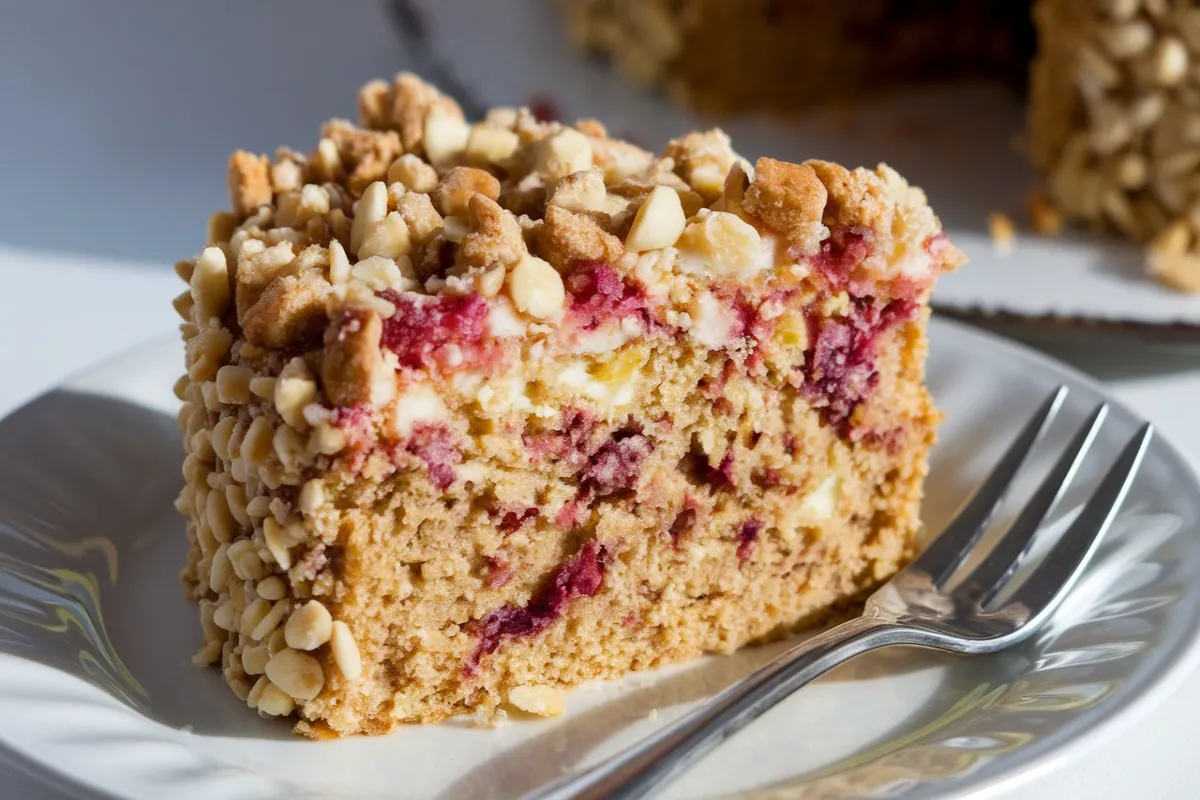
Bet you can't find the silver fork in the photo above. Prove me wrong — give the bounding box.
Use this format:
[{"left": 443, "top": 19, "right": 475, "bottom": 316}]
[{"left": 527, "top": 386, "right": 1154, "bottom": 800}]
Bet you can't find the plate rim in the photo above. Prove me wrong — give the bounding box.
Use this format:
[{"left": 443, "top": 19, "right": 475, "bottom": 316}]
[{"left": 1, "top": 316, "right": 1199, "bottom": 800}]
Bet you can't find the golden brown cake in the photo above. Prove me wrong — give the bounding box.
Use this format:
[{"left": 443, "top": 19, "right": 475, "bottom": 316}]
[
  {"left": 172, "top": 73, "right": 963, "bottom": 737},
  {"left": 559, "top": 0, "right": 1200, "bottom": 291}
]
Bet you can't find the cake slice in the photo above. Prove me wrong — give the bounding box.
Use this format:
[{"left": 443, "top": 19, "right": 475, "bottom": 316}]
[{"left": 173, "top": 73, "right": 964, "bottom": 736}]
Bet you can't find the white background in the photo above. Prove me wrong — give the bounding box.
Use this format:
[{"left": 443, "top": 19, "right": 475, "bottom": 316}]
[{"left": 1, "top": 1, "right": 1199, "bottom": 797}]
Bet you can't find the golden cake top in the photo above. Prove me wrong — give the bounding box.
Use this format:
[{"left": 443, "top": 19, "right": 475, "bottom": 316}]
[{"left": 178, "top": 73, "right": 963, "bottom": 420}]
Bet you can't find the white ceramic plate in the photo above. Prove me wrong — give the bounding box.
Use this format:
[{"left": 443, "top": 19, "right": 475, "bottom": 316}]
[
  {"left": 1, "top": 317, "right": 1199, "bottom": 799},
  {"left": 396, "top": 0, "right": 1200, "bottom": 339}
]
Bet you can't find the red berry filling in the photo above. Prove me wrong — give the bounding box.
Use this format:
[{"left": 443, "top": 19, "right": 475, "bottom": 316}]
[
  {"left": 466, "top": 540, "right": 608, "bottom": 672},
  {"left": 523, "top": 408, "right": 597, "bottom": 468},
  {"left": 737, "top": 518, "right": 763, "bottom": 566},
  {"left": 580, "top": 430, "right": 653, "bottom": 498},
  {"left": 379, "top": 290, "right": 494, "bottom": 371},
  {"left": 565, "top": 261, "right": 653, "bottom": 331},
  {"left": 801, "top": 225, "right": 876, "bottom": 296},
  {"left": 485, "top": 556, "right": 512, "bottom": 589},
  {"left": 492, "top": 504, "right": 539, "bottom": 534},
  {"left": 667, "top": 497, "right": 698, "bottom": 545},
  {"left": 801, "top": 296, "right": 917, "bottom": 431},
  {"left": 332, "top": 403, "right": 376, "bottom": 471},
  {"left": 706, "top": 450, "right": 737, "bottom": 491},
  {"left": 402, "top": 423, "right": 460, "bottom": 489}
]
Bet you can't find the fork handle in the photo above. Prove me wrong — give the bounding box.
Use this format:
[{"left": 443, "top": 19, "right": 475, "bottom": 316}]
[{"left": 527, "top": 615, "right": 903, "bottom": 800}]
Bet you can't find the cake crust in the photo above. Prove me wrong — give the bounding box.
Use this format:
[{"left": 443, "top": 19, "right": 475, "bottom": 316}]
[{"left": 173, "top": 73, "right": 963, "bottom": 736}]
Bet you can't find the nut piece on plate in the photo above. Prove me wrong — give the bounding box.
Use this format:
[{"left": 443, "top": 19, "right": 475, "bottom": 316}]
[{"left": 173, "top": 72, "right": 961, "bottom": 737}]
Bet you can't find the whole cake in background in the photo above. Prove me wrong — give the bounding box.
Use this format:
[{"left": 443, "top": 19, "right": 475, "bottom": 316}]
[
  {"left": 173, "top": 72, "right": 963, "bottom": 737},
  {"left": 559, "top": 0, "right": 1200, "bottom": 292}
]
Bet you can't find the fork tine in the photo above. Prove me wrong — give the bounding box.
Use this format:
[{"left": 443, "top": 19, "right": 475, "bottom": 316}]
[
  {"left": 959, "top": 403, "right": 1108, "bottom": 607},
  {"left": 908, "top": 385, "right": 1068, "bottom": 588},
  {"left": 998, "top": 423, "right": 1153, "bottom": 625}
]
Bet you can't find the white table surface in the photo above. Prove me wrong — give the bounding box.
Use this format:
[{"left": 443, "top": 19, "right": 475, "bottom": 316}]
[{"left": 2, "top": 1, "right": 1199, "bottom": 797}]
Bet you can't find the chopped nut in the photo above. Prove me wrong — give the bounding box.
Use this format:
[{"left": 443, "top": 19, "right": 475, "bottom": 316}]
[
  {"left": 477, "top": 265, "right": 506, "bottom": 297},
  {"left": 508, "top": 685, "right": 566, "bottom": 717},
  {"left": 299, "top": 479, "right": 326, "bottom": 516},
  {"left": 190, "top": 247, "right": 231, "bottom": 321},
  {"left": 187, "top": 326, "right": 234, "bottom": 383},
  {"left": 535, "top": 128, "right": 594, "bottom": 182},
  {"left": 227, "top": 150, "right": 272, "bottom": 215},
  {"left": 547, "top": 168, "right": 606, "bottom": 213},
  {"left": 267, "top": 627, "right": 288, "bottom": 656},
  {"left": 210, "top": 416, "right": 237, "bottom": 463},
  {"left": 215, "top": 365, "right": 253, "bottom": 404},
  {"left": 285, "top": 600, "right": 333, "bottom": 650},
  {"left": 329, "top": 620, "right": 363, "bottom": 680},
  {"left": 676, "top": 209, "right": 767, "bottom": 278},
  {"left": 387, "top": 153, "right": 439, "bottom": 193},
  {"left": 275, "top": 357, "right": 318, "bottom": 430},
  {"left": 424, "top": 110, "right": 471, "bottom": 168},
  {"left": 432, "top": 167, "right": 502, "bottom": 217},
  {"left": 442, "top": 217, "right": 468, "bottom": 244},
  {"left": 1154, "top": 37, "right": 1189, "bottom": 85},
  {"left": 241, "top": 644, "right": 270, "bottom": 676},
  {"left": 466, "top": 124, "right": 520, "bottom": 165},
  {"left": 225, "top": 483, "right": 249, "bottom": 526},
  {"left": 987, "top": 211, "right": 1016, "bottom": 255},
  {"left": 626, "top": 185, "right": 686, "bottom": 251},
  {"left": 358, "top": 213, "right": 413, "bottom": 260},
  {"left": 256, "top": 576, "right": 287, "bottom": 601},
  {"left": 263, "top": 517, "right": 298, "bottom": 570},
  {"left": 212, "top": 599, "right": 239, "bottom": 632},
  {"left": 251, "top": 598, "right": 290, "bottom": 641},
  {"left": 207, "top": 488, "right": 238, "bottom": 544},
  {"left": 240, "top": 597, "right": 272, "bottom": 637},
  {"left": 508, "top": 255, "right": 565, "bottom": 321},
  {"left": 665, "top": 128, "right": 738, "bottom": 202},
  {"left": 311, "top": 138, "right": 343, "bottom": 182},
  {"left": 266, "top": 647, "right": 325, "bottom": 700},
  {"left": 208, "top": 543, "right": 233, "bottom": 594},
  {"left": 246, "top": 495, "right": 273, "bottom": 518},
  {"left": 176, "top": 258, "right": 196, "bottom": 285},
  {"left": 173, "top": 290, "right": 194, "bottom": 321},
  {"left": 255, "top": 680, "right": 296, "bottom": 717},
  {"left": 273, "top": 424, "right": 307, "bottom": 473},
  {"left": 350, "top": 181, "right": 389, "bottom": 255}
]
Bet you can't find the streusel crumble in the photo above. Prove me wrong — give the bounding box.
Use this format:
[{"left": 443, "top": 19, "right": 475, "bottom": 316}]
[{"left": 173, "top": 73, "right": 963, "bottom": 737}]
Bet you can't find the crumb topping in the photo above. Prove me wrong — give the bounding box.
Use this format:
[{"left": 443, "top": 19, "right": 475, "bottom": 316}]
[{"left": 177, "top": 71, "right": 962, "bottom": 544}]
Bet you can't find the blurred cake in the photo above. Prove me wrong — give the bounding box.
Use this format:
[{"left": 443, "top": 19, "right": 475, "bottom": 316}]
[{"left": 560, "top": 0, "right": 1200, "bottom": 291}]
